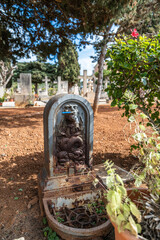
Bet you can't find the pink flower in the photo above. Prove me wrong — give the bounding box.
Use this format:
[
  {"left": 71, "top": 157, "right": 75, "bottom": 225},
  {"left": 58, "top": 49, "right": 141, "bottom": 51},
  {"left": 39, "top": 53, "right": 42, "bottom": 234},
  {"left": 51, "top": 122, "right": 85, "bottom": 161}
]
[{"left": 131, "top": 29, "right": 139, "bottom": 38}]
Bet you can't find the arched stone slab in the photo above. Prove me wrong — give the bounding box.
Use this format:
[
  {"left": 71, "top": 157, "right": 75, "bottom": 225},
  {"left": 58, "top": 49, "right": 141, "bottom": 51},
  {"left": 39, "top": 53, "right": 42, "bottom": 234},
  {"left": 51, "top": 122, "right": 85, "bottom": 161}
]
[{"left": 43, "top": 94, "right": 94, "bottom": 177}]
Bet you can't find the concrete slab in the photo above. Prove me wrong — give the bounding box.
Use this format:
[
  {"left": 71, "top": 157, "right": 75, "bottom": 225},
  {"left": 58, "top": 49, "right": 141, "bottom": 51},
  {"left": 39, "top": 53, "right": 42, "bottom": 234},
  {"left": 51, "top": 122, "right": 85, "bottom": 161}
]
[
  {"left": 93, "top": 163, "right": 134, "bottom": 184},
  {"left": 34, "top": 101, "right": 46, "bottom": 107},
  {"left": 2, "top": 101, "right": 15, "bottom": 107}
]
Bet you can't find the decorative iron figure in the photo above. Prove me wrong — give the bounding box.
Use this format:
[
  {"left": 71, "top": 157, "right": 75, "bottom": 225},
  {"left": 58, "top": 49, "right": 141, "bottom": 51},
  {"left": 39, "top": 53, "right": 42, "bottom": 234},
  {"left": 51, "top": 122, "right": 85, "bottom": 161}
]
[{"left": 56, "top": 104, "right": 85, "bottom": 171}]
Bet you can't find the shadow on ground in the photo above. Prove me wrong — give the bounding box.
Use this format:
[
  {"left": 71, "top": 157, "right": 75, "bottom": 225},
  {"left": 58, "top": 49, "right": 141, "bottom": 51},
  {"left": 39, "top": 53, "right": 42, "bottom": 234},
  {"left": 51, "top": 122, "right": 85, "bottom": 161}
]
[{"left": 93, "top": 152, "right": 138, "bottom": 171}]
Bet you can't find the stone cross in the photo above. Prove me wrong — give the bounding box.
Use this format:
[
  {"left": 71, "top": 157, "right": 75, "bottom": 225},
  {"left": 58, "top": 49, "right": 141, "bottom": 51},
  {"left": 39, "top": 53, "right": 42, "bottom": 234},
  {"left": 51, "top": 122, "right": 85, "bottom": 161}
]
[
  {"left": 43, "top": 76, "right": 50, "bottom": 95},
  {"left": 78, "top": 70, "right": 93, "bottom": 97}
]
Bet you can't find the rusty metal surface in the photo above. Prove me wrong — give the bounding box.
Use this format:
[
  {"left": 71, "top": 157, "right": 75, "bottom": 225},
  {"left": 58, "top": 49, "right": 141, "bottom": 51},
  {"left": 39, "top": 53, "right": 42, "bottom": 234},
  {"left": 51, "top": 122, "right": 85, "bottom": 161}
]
[
  {"left": 49, "top": 199, "right": 108, "bottom": 229},
  {"left": 43, "top": 197, "right": 112, "bottom": 240}
]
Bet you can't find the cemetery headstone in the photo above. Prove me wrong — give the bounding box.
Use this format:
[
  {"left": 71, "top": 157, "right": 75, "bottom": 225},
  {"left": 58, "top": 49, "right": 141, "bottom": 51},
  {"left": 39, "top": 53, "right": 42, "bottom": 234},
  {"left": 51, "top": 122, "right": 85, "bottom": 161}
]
[
  {"left": 20, "top": 73, "right": 32, "bottom": 95},
  {"left": 57, "top": 76, "right": 68, "bottom": 94},
  {"left": 17, "top": 78, "right": 21, "bottom": 93},
  {"left": 43, "top": 76, "right": 50, "bottom": 96},
  {"left": 73, "top": 83, "right": 79, "bottom": 95},
  {"left": 14, "top": 73, "right": 34, "bottom": 106},
  {"left": 0, "top": 85, "right": 5, "bottom": 98},
  {"left": 38, "top": 76, "right": 51, "bottom": 99}
]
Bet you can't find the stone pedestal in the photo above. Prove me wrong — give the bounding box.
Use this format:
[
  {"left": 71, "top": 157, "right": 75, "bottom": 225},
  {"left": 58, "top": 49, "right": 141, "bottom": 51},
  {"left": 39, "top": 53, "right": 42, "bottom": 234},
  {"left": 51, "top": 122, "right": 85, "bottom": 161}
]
[
  {"left": 14, "top": 94, "right": 34, "bottom": 107},
  {"left": 56, "top": 76, "right": 68, "bottom": 94}
]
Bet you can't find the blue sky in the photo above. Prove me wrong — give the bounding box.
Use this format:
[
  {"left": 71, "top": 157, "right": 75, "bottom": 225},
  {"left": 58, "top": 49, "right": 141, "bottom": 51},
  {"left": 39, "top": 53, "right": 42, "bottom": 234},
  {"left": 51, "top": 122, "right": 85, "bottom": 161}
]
[{"left": 78, "top": 45, "right": 96, "bottom": 75}]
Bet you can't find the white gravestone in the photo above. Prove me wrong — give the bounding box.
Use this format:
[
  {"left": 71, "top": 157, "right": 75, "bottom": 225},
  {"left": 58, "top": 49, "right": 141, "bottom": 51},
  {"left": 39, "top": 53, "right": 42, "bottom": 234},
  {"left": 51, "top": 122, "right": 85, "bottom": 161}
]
[
  {"left": 42, "top": 76, "right": 50, "bottom": 96},
  {"left": 20, "top": 73, "right": 32, "bottom": 95},
  {"left": 73, "top": 83, "right": 79, "bottom": 95},
  {"left": 0, "top": 85, "right": 5, "bottom": 98},
  {"left": 57, "top": 76, "right": 68, "bottom": 94},
  {"left": 14, "top": 73, "right": 34, "bottom": 106}
]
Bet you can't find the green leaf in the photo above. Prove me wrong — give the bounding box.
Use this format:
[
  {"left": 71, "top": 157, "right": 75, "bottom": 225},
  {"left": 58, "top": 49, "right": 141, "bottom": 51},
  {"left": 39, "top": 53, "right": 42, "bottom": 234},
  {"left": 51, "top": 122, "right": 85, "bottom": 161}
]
[
  {"left": 116, "top": 174, "right": 123, "bottom": 185},
  {"left": 18, "top": 188, "right": 23, "bottom": 191},
  {"left": 110, "top": 191, "right": 122, "bottom": 209},
  {"left": 140, "top": 113, "right": 148, "bottom": 119},
  {"left": 106, "top": 176, "right": 114, "bottom": 188},
  {"left": 117, "top": 186, "right": 127, "bottom": 197},
  {"left": 130, "top": 202, "right": 141, "bottom": 222},
  {"left": 157, "top": 143, "right": 160, "bottom": 150},
  {"left": 55, "top": 237, "right": 60, "bottom": 240},
  {"left": 136, "top": 224, "right": 142, "bottom": 233},
  {"left": 43, "top": 217, "right": 47, "bottom": 225},
  {"left": 43, "top": 226, "right": 50, "bottom": 232},
  {"left": 117, "top": 213, "right": 126, "bottom": 222},
  {"left": 123, "top": 203, "right": 130, "bottom": 218},
  {"left": 128, "top": 116, "right": 135, "bottom": 122},
  {"left": 140, "top": 148, "right": 144, "bottom": 156},
  {"left": 111, "top": 99, "right": 117, "bottom": 107},
  {"left": 129, "top": 104, "right": 138, "bottom": 110},
  {"left": 14, "top": 197, "right": 19, "bottom": 200},
  {"left": 107, "top": 190, "right": 116, "bottom": 201},
  {"left": 106, "top": 203, "right": 114, "bottom": 217},
  {"left": 124, "top": 222, "right": 132, "bottom": 231},
  {"left": 139, "top": 125, "right": 145, "bottom": 131},
  {"left": 129, "top": 215, "right": 138, "bottom": 236},
  {"left": 135, "top": 178, "right": 142, "bottom": 187},
  {"left": 148, "top": 56, "right": 155, "bottom": 62}
]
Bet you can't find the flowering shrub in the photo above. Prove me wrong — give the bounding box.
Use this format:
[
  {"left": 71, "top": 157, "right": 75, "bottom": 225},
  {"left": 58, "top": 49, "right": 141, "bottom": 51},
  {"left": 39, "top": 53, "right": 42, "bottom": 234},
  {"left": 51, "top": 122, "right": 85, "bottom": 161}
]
[{"left": 106, "top": 32, "right": 160, "bottom": 133}]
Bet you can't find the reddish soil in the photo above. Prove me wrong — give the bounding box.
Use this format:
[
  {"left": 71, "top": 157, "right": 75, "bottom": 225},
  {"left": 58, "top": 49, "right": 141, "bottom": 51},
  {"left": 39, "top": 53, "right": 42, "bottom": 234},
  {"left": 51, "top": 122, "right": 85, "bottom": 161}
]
[{"left": 0, "top": 105, "right": 137, "bottom": 240}]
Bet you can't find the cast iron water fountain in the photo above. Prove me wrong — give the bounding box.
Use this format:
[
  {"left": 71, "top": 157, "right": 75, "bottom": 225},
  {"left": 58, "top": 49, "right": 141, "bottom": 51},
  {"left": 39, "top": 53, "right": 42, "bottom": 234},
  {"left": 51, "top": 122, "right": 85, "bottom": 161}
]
[{"left": 38, "top": 94, "right": 111, "bottom": 239}]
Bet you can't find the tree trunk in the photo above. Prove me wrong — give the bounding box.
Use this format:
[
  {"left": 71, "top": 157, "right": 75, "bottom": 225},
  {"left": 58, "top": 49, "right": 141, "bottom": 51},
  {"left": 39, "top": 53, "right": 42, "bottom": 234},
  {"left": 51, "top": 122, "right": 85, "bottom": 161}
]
[
  {"left": 93, "top": 25, "right": 112, "bottom": 115},
  {"left": 35, "top": 82, "right": 38, "bottom": 94}
]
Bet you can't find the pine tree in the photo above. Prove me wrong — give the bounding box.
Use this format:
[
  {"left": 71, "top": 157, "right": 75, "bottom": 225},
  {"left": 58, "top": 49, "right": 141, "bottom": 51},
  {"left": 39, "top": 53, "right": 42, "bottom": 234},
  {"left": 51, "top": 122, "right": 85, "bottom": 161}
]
[
  {"left": 58, "top": 40, "right": 80, "bottom": 90},
  {"left": 0, "top": 0, "right": 130, "bottom": 61}
]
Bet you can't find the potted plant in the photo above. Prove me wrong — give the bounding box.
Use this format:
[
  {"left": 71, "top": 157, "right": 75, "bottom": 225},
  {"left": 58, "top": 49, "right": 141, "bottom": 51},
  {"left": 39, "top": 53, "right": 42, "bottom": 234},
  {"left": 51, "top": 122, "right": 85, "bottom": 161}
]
[{"left": 101, "top": 106, "right": 160, "bottom": 240}]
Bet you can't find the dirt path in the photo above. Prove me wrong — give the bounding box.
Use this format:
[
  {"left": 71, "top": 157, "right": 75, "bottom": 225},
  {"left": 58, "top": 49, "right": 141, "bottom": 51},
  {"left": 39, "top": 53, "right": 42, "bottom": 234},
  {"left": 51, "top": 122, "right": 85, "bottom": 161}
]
[{"left": 0, "top": 106, "right": 137, "bottom": 240}]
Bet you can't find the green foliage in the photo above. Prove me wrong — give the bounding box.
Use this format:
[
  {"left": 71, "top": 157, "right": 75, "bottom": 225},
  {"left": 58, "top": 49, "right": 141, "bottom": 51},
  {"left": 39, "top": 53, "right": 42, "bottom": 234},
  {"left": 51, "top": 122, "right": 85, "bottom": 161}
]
[
  {"left": 102, "top": 89, "right": 160, "bottom": 237},
  {"left": 13, "top": 62, "right": 58, "bottom": 84},
  {"left": 128, "top": 111, "right": 160, "bottom": 195},
  {"left": 106, "top": 32, "right": 160, "bottom": 132},
  {"left": 43, "top": 217, "right": 59, "bottom": 240},
  {"left": 117, "top": 0, "right": 160, "bottom": 35},
  {"left": 58, "top": 39, "right": 80, "bottom": 87},
  {"left": 48, "top": 87, "right": 57, "bottom": 96},
  {"left": 57, "top": 217, "right": 64, "bottom": 223},
  {"left": 43, "top": 227, "right": 59, "bottom": 240},
  {"left": 0, "top": 0, "right": 130, "bottom": 61},
  {"left": 0, "top": 97, "right": 4, "bottom": 102},
  {"left": 95, "top": 69, "right": 110, "bottom": 81},
  {"left": 104, "top": 160, "right": 141, "bottom": 237}
]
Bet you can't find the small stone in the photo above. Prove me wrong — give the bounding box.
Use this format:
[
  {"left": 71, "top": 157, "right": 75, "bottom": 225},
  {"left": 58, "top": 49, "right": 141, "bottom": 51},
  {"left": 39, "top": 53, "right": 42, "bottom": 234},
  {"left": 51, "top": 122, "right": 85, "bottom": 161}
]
[{"left": 14, "top": 238, "right": 25, "bottom": 240}]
